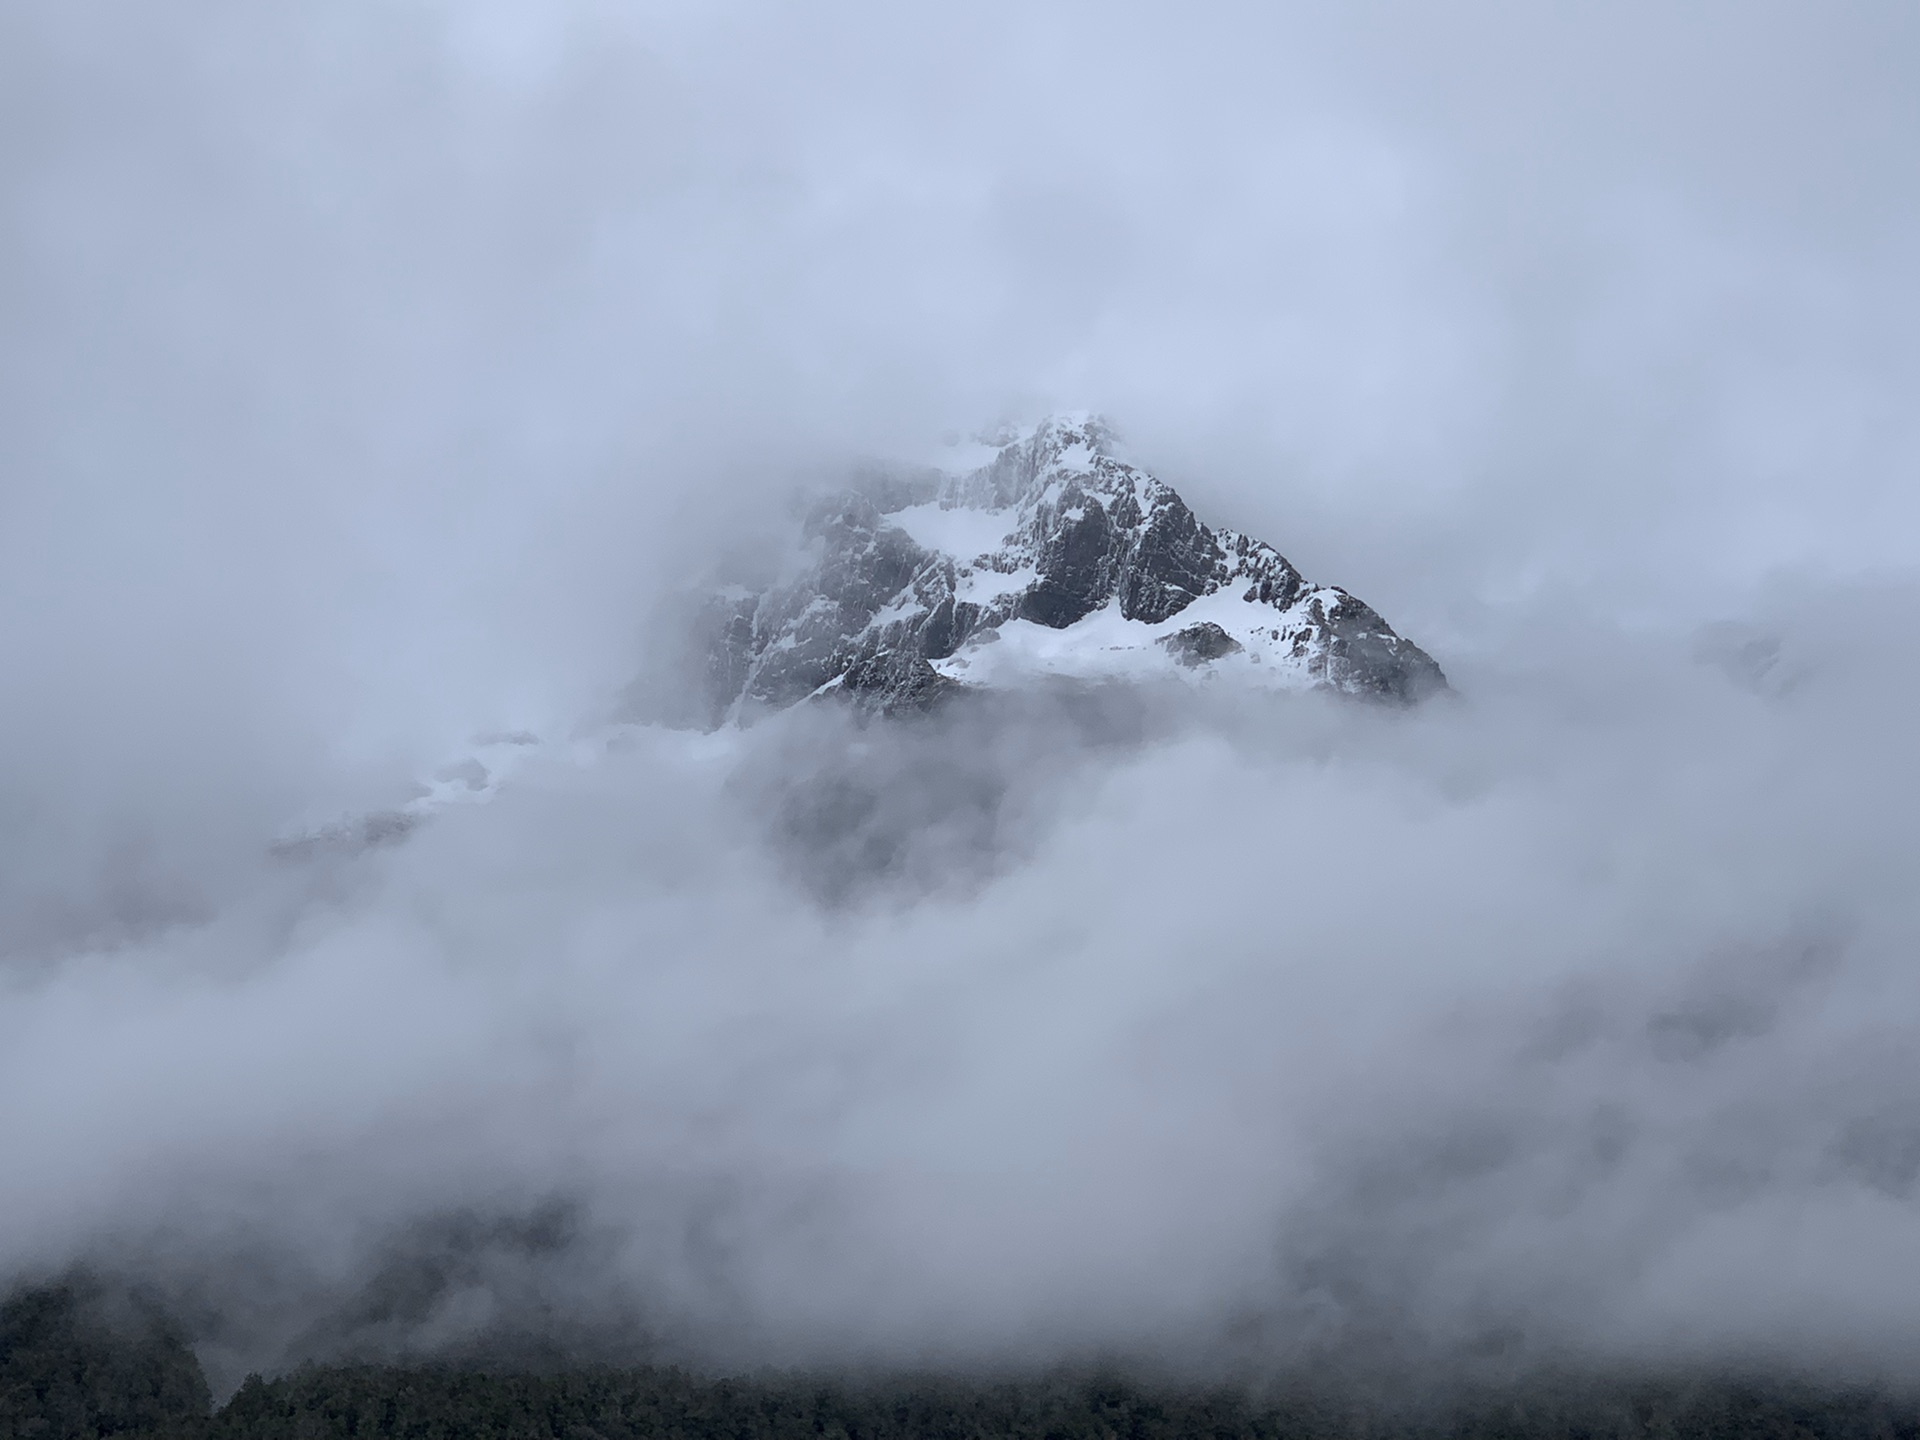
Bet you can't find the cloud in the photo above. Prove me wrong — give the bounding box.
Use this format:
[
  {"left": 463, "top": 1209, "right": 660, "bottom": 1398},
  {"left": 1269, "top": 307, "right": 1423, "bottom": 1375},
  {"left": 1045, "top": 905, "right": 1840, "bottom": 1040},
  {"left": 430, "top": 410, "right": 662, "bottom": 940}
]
[{"left": 3, "top": 0, "right": 1920, "bottom": 1397}]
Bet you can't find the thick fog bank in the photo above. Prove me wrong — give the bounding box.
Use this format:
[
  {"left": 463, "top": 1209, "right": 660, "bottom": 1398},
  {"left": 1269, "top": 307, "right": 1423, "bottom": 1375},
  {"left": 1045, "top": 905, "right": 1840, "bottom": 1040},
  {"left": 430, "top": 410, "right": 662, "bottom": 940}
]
[{"left": 3, "top": 587, "right": 1920, "bottom": 1390}]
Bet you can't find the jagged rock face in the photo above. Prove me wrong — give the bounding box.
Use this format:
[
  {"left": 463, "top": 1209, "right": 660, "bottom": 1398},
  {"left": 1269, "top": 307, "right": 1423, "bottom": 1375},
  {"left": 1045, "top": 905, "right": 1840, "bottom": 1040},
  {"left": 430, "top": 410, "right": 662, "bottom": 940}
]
[
  {"left": 699, "top": 414, "right": 1447, "bottom": 723},
  {"left": 1159, "top": 622, "right": 1245, "bottom": 667}
]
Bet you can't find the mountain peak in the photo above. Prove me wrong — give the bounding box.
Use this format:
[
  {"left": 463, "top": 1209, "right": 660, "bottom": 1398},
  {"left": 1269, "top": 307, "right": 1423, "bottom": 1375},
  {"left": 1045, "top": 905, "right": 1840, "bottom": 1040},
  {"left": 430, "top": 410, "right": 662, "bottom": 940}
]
[
  {"left": 693, "top": 419, "right": 1447, "bottom": 725},
  {"left": 1012, "top": 410, "right": 1121, "bottom": 464},
  {"left": 968, "top": 408, "right": 1115, "bottom": 454}
]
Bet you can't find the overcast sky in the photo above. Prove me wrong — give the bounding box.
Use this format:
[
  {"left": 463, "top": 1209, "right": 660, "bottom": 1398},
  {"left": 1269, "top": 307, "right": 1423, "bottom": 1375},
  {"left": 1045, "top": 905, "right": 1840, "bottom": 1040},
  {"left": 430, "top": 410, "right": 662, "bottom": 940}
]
[
  {"left": 4, "top": 0, "right": 1920, "bottom": 1394},
  {"left": 7, "top": 0, "right": 1919, "bottom": 741}
]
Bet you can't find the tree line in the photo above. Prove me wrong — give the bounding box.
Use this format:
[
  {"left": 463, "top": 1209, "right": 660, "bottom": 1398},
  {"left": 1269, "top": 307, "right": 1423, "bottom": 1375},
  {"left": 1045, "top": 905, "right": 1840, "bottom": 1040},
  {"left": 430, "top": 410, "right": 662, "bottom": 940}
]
[{"left": 7, "top": 1280, "right": 1919, "bottom": 1440}]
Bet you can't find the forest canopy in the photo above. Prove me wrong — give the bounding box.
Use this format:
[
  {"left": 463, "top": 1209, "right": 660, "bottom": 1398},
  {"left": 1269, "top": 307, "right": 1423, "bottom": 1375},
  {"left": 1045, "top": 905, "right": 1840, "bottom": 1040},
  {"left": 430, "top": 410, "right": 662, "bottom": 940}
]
[{"left": 7, "top": 1281, "right": 1920, "bottom": 1440}]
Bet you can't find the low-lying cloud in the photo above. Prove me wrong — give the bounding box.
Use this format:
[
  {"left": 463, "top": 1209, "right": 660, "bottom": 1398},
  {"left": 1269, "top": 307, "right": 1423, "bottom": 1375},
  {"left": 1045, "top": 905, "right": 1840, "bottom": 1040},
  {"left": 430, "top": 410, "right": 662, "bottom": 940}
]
[{"left": 9, "top": 598, "right": 1920, "bottom": 1390}]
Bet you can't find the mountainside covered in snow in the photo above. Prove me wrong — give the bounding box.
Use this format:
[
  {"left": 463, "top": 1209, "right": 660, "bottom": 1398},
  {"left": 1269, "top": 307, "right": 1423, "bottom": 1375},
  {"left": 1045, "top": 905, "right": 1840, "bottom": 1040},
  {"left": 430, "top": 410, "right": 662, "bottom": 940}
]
[{"left": 697, "top": 414, "right": 1447, "bottom": 724}]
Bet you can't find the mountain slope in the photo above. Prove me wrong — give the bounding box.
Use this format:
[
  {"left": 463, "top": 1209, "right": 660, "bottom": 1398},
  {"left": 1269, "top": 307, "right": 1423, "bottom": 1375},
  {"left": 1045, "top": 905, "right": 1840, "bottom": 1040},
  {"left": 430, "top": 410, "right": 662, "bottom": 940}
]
[{"left": 701, "top": 414, "right": 1446, "bottom": 723}]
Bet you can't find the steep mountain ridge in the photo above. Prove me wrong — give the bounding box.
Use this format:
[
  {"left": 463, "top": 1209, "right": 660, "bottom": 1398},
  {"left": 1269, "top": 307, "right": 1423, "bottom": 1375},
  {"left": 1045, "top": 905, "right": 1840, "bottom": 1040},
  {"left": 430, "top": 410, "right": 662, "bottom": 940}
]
[{"left": 700, "top": 414, "right": 1446, "bottom": 723}]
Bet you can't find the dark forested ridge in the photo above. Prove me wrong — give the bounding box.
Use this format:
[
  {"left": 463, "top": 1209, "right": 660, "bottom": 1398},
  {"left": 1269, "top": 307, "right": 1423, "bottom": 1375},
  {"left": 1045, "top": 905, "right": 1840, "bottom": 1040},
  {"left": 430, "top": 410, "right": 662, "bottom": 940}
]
[
  {"left": 0, "top": 1280, "right": 210, "bottom": 1439},
  {"left": 198, "top": 1368, "right": 1920, "bottom": 1440},
  {"left": 8, "top": 1281, "right": 1920, "bottom": 1440}
]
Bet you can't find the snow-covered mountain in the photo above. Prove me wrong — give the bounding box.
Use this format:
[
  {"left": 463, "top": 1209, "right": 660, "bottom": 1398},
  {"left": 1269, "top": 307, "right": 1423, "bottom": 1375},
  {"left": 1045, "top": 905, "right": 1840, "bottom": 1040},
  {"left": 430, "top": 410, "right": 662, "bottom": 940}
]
[{"left": 699, "top": 413, "right": 1446, "bottom": 724}]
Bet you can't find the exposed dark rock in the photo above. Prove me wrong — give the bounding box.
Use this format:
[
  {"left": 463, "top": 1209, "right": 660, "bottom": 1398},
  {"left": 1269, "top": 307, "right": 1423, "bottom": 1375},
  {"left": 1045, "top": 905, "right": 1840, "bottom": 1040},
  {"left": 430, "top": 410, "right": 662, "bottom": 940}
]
[
  {"left": 1019, "top": 494, "right": 1117, "bottom": 628},
  {"left": 1119, "top": 492, "right": 1220, "bottom": 623},
  {"left": 834, "top": 644, "right": 961, "bottom": 715},
  {"left": 1159, "top": 622, "right": 1245, "bottom": 667},
  {"left": 1310, "top": 590, "right": 1451, "bottom": 704}
]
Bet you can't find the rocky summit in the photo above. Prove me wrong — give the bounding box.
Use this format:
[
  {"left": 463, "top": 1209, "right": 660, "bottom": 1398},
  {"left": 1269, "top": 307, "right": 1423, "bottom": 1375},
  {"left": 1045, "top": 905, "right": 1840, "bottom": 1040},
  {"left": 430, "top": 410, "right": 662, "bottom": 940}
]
[{"left": 698, "top": 414, "right": 1447, "bottom": 724}]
